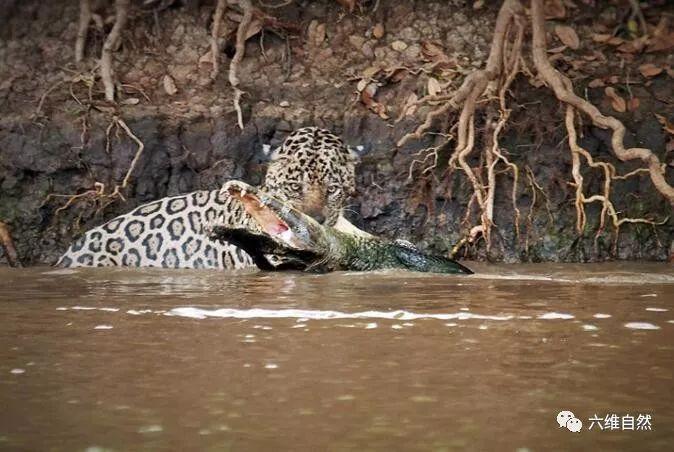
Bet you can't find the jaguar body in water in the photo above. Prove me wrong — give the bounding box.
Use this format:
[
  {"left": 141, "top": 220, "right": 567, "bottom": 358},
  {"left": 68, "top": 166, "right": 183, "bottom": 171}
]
[{"left": 209, "top": 181, "right": 473, "bottom": 275}]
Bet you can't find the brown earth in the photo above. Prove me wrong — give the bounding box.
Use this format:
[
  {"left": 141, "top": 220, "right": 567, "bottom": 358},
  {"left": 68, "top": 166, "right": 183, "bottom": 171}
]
[{"left": 0, "top": 0, "right": 672, "bottom": 266}]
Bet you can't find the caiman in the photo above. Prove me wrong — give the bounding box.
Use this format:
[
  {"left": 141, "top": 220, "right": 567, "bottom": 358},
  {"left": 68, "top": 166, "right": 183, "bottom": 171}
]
[{"left": 207, "top": 181, "right": 473, "bottom": 275}]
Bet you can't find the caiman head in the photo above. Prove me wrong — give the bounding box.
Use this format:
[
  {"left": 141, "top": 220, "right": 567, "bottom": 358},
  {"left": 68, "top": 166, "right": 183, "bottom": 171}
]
[{"left": 210, "top": 181, "right": 333, "bottom": 271}]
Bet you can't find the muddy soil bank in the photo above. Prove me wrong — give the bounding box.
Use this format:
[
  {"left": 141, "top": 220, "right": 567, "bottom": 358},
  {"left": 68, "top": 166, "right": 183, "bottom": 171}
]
[{"left": 1, "top": 0, "right": 672, "bottom": 266}]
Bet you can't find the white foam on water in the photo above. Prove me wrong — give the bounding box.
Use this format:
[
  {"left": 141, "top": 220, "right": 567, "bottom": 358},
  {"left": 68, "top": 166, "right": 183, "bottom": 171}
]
[
  {"left": 593, "top": 313, "right": 612, "bottom": 319},
  {"left": 624, "top": 322, "right": 660, "bottom": 330},
  {"left": 582, "top": 324, "right": 599, "bottom": 331},
  {"left": 93, "top": 325, "right": 113, "bottom": 330},
  {"left": 165, "top": 307, "right": 517, "bottom": 322},
  {"left": 640, "top": 294, "right": 658, "bottom": 297},
  {"left": 57, "top": 306, "right": 120, "bottom": 312},
  {"left": 42, "top": 269, "right": 79, "bottom": 275},
  {"left": 645, "top": 307, "right": 668, "bottom": 312},
  {"left": 127, "top": 309, "right": 155, "bottom": 315},
  {"left": 538, "top": 312, "right": 575, "bottom": 320},
  {"left": 10, "top": 368, "right": 25, "bottom": 374}
]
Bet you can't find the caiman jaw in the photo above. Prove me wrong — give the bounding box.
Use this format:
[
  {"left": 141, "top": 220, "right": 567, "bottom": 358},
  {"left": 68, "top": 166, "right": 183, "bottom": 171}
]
[{"left": 225, "top": 182, "right": 316, "bottom": 251}]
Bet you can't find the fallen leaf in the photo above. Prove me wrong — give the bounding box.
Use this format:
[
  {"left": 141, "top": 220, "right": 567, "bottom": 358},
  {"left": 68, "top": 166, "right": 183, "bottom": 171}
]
[
  {"left": 373, "top": 23, "right": 384, "bottom": 39},
  {"left": 199, "top": 50, "right": 213, "bottom": 65},
  {"left": 427, "top": 77, "right": 441, "bottom": 96},
  {"left": 391, "top": 40, "right": 408, "bottom": 51},
  {"left": 397, "top": 92, "right": 418, "bottom": 120},
  {"left": 555, "top": 25, "right": 580, "bottom": 50},
  {"left": 163, "top": 75, "right": 177, "bottom": 96},
  {"left": 592, "top": 33, "right": 613, "bottom": 43},
  {"left": 421, "top": 41, "right": 445, "bottom": 59},
  {"left": 617, "top": 37, "right": 647, "bottom": 54},
  {"left": 121, "top": 97, "right": 140, "bottom": 105},
  {"left": 548, "top": 45, "right": 568, "bottom": 54},
  {"left": 646, "top": 31, "right": 674, "bottom": 53},
  {"left": 473, "top": 0, "right": 484, "bottom": 9},
  {"left": 307, "top": 20, "right": 326, "bottom": 47},
  {"left": 588, "top": 78, "right": 604, "bottom": 88},
  {"left": 360, "top": 82, "right": 388, "bottom": 119},
  {"left": 362, "top": 66, "right": 380, "bottom": 79},
  {"left": 544, "top": 0, "right": 566, "bottom": 19},
  {"left": 336, "top": 0, "right": 356, "bottom": 12},
  {"left": 607, "top": 36, "right": 625, "bottom": 46},
  {"left": 604, "top": 87, "right": 625, "bottom": 113},
  {"left": 639, "top": 63, "right": 663, "bottom": 78},
  {"left": 356, "top": 78, "right": 368, "bottom": 92},
  {"left": 628, "top": 97, "right": 639, "bottom": 111},
  {"left": 654, "top": 113, "right": 674, "bottom": 136}
]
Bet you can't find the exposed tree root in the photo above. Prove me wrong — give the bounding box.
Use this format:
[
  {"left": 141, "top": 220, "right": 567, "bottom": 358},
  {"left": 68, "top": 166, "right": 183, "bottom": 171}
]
[
  {"left": 75, "top": 0, "right": 92, "bottom": 63},
  {"left": 210, "top": 0, "right": 228, "bottom": 81},
  {"left": 402, "top": 0, "right": 672, "bottom": 259},
  {"left": 45, "top": 116, "right": 145, "bottom": 216},
  {"left": 101, "top": 0, "right": 130, "bottom": 102},
  {"left": 230, "top": 0, "right": 254, "bottom": 129},
  {"left": 530, "top": 0, "right": 674, "bottom": 207},
  {"left": 0, "top": 221, "right": 22, "bottom": 268}
]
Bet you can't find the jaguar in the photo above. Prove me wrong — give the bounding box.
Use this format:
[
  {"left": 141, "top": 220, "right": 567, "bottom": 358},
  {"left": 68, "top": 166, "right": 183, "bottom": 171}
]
[{"left": 57, "top": 127, "right": 360, "bottom": 269}]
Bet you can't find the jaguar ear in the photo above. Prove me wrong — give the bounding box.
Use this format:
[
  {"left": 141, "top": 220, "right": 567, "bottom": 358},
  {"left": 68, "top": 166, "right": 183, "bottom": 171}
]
[
  {"left": 261, "top": 144, "right": 279, "bottom": 162},
  {"left": 346, "top": 145, "right": 364, "bottom": 163}
]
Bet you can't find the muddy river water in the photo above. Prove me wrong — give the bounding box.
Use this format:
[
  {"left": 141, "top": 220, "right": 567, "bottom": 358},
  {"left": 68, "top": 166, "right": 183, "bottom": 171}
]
[{"left": 0, "top": 263, "right": 672, "bottom": 451}]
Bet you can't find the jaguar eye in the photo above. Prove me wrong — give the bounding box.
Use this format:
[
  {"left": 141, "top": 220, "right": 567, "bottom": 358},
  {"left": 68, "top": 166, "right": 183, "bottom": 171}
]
[
  {"left": 288, "top": 182, "right": 302, "bottom": 193},
  {"left": 327, "top": 185, "right": 341, "bottom": 195}
]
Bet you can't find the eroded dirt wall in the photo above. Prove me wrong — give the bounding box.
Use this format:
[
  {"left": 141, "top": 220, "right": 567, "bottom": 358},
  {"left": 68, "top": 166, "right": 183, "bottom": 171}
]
[{"left": 1, "top": 0, "right": 672, "bottom": 265}]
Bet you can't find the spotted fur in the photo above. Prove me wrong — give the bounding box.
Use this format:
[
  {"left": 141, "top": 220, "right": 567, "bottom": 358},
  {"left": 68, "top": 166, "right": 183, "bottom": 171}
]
[{"left": 57, "top": 127, "right": 359, "bottom": 269}]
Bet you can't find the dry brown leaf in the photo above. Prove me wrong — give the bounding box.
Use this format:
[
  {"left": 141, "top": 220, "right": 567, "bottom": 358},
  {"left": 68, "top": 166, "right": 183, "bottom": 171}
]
[
  {"left": 544, "top": 0, "right": 566, "bottom": 19},
  {"left": 307, "top": 21, "right": 326, "bottom": 47},
  {"left": 199, "top": 50, "right": 213, "bottom": 66},
  {"left": 654, "top": 113, "right": 674, "bottom": 136},
  {"left": 427, "top": 77, "right": 441, "bottom": 96},
  {"left": 617, "top": 37, "right": 647, "bottom": 54},
  {"left": 607, "top": 36, "right": 625, "bottom": 46},
  {"left": 554, "top": 25, "right": 580, "bottom": 50},
  {"left": 336, "top": 0, "right": 356, "bottom": 12},
  {"left": 639, "top": 63, "right": 663, "bottom": 78},
  {"left": 121, "top": 97, "right": 140, "bottom": 105},
  {"left": 548, "top": 45, "right": 568, "bottom": 54},
  {"left": 399, "top": 92, "right": 418, "bottom": 119},
  {"left": 592, "top": 33, "right": 613, "bottom": 43},
  {"left": 604, "top": 87, "right": 625, "bottom": 113},
  {"left": 163, "top": 75, "right": 177, "bottom": 96},
  {"left": 646, "top": 31, "right": 674, "bottom": 53},
  {"left": 360, "top": 82, "right": 388, "bottom": 119},
  {"left": 588, "top": 78, "right": 604, "bottom": 88},
  {"left": 473, "top": 0, "right": 485, "bottom": 9},
  {"left": 362, "top": 66, "right": 380, "bottom": 79},
  {"left": 373, "top": 23, "right": 384, "bottom": 39},
  {"left": 421, "top": 41, "right": 447, "bottom": 60}
]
